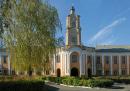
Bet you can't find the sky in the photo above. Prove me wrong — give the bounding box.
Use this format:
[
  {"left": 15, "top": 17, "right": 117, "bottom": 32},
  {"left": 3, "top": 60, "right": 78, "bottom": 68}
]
[{"left": 49, "top": 0, "right": 130, "bottom": 47}]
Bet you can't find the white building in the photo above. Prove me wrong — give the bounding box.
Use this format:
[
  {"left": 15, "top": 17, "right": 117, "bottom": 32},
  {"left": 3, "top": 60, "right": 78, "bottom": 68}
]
[{"left": 51, "top": 6, "right": 130, "bottom": 77}]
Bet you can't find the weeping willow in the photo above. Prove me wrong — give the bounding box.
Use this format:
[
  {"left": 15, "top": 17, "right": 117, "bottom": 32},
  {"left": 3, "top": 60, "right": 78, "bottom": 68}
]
[{"left": 2, "top": 0, "right": 61, "bottom": 74}]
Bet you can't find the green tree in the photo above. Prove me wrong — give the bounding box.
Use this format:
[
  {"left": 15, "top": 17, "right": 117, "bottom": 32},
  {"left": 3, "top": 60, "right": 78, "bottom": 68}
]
[{"left": 2, "top": 0, "right": 61, "bottom": 75}]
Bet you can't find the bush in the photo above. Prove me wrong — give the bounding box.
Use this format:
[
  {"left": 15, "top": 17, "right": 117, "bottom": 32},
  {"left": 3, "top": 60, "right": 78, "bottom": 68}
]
[
  {"left": 0, "top": 76, "right": 13, "bottom": 81},
  {"left": 86, "top": 79, "right": 114, "bottom": 87},
  {"left": 111, "top": 76, "right": 130, "bottom": 84},
  {"left": 0, "top": 80, "right": 45, "bottom": 91}
]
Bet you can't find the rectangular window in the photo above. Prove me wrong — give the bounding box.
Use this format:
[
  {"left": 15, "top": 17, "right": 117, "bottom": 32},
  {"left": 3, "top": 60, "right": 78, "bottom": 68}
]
[
  {"left": 96, "top": 56, "right": 101, "bottom": 64},
  {"left": 56, "top": 55, "right": 60, "bottom": 63},
  {"left": 113, "top": 56, "right": 118, "bottom": 64},
  {"left": 87, "top": 56, "right": 92, "bottom": 64},
  {"left": 121, "top": 69, "right": 127, "bottom": 75},
  {"left": 121, "top": 56, "right": 127, "bottom": 64},
  {"left": 3, "top": 56, "right": 7, "bottom": 64},
  {"left": 96, "top": 70, "right": 102, "bottom": 76},
  {"left": 105, "top": 70, "right": 110, "bottom": 76},
  {"left": 113, "top": 70, "right": 118, "bottom": 76},
  {"left": 104, "top": 56, "right": 110, "bottom": 64}
]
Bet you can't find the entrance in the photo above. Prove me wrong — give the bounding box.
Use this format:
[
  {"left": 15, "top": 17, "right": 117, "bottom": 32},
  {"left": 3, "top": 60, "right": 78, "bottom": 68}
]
[
  {"left": 88, "top": 68, "right": 92, "bottom": 78},
  {"left": 71, "top": 68, "right": 79, "bottom": 77},
  {"left": 57, "top": 68, "right": 61, "bottom": 77}
]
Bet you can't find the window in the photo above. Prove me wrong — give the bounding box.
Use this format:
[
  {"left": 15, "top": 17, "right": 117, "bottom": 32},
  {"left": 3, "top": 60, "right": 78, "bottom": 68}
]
[
  {"left": 96, "top": 70, "right": 102, "bottom": 76},
  {"left": 72, "top": 54, "right": 78, "bottom": 63},
  {"left": 87, "top": 56, "right": 92, "bottom": 64},
  {"left": 105, "top": 56, "right": 110, "bottom": 64},
  {"left": 113, "top": 56, "right": 118, "bottom": 64},
  {"left": 121, "top": 56, "right": 127, "bottom": 64},
  {"left": 105, "top": 70, "right": 110, "bottom": 76},
  {"left": 96, "top": 56, "right": 101, "bottom": 64},
  {"left": 121, "top": 69, "right": 127, "bottom": 75},
  {"left": 3, "top": 56, "right": 7, "bottom": 64},
  {"left": 113, "top": 70, "right": 118, "bottom": 76},
  {"left": 56, "top": 55, "right": 60, "bottom": 63}
]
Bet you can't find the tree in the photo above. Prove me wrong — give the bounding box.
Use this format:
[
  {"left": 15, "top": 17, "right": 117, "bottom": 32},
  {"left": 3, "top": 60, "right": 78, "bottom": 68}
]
[
  {"left": 0, "top": 0, "right": 4, "bottom": 38},
  {"left": 2, "top": 0, "right": 61, "bottom": 75}
]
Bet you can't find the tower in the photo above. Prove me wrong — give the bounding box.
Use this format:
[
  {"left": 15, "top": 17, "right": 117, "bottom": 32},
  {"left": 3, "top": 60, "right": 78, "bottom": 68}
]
[{"left": 66, "top": 6, "right": 81, "bottom": 47}]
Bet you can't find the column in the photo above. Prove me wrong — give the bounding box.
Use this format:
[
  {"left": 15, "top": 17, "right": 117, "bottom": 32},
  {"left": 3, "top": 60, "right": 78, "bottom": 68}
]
[
  {"left": 110, "top": 55, "right": 113, "bottom": 76},
  {"left": 119, "top": 55, "right": 121, "bottom": 75},
  {"left": 8, "top": 55, "right": 10, "bottom": 75},
  {"left": 92, "top": 54, "right": 94, "bottom": 75},
  {"left": 94, "top": 53, "right": 96, "bottom": 75},
  {"left": 0, "top": 55, "right": 1, "bottom": 68},
  {"left": 67, "top": 53, "right": 70, "bottom": 76},
  {"left": 82, "top": 54, "right": 85, "bottom": 75},
  {"left": 54, "top": 54, "right": 56, "bottom": 75},
  {"left": 79, "top": 53, "right": 82, "bottom": 77},
  {"left": 127, "top": 55, "right": 129, "bottom": 75},
  {"left": 102, "top": 55, "right": 104, "bottom": 76},
  {"left": 60, "top": 53, "right": 62, "bottom": 76},
  {"left": 85, "top": 54, "right": 87, "bottom": 75},
  {"left": 0, "top": 55, "right": 1, "bottom": 74},
  {"left": 65, "top": 53, "right": 67, "bottom": 74}
]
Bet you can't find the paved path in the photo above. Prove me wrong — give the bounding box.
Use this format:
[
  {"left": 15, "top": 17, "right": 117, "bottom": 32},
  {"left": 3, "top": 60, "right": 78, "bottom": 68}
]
[{"left": 44, "top": 82, "right": 130, "bottom": 91}]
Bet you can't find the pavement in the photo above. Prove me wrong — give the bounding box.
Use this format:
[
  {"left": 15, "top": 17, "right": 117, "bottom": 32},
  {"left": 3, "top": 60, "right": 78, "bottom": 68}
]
[{"left": 43, "top": 82, "right": 130, "bottom": 91}]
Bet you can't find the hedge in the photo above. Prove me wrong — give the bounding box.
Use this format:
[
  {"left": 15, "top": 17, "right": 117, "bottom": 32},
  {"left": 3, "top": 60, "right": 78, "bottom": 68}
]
[
  {"left": 0, "top": 80, "right": 45, "bottom": 91},
  {"left": 44, "top": 76, "right": 114, "bottom": 87}
]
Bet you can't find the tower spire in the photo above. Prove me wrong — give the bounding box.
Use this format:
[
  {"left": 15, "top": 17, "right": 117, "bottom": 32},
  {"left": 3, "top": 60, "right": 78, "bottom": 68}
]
[{"left": 70, "top": 5, "right": 75, "bottom": 14}]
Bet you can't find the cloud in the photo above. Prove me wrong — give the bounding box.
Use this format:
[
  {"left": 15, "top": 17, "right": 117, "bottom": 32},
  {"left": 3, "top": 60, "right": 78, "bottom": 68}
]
[{"left": 88, "top": 17, "right": 126, "bottom": 45}]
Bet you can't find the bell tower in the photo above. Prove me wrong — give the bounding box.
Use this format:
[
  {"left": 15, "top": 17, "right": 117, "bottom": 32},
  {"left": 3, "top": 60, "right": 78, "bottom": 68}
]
[{"left": 66, "top": 6, "right": 81, "bottom": 47}]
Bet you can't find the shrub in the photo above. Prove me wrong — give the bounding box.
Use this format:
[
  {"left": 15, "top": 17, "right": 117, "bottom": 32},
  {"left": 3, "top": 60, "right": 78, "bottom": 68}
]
[
  {"left": 79, "top": 79, "right": 88, "bottom": 86},
  {"left": 0, "top": 80, "right": 45, "bottom": 91},
  {"left": 111, "top": 76, "right": 130, "bottom": 84}
]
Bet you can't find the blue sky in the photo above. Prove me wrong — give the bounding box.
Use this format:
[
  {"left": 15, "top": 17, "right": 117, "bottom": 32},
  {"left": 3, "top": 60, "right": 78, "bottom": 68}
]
[{"left": 49, "top": 0, "right": 130, "bottom": 47}]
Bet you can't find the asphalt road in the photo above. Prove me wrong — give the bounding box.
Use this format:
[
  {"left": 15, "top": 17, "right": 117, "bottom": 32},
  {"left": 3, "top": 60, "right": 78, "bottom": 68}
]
[{"left": 43, "top": 82, "right": 130, "bottom": 91}]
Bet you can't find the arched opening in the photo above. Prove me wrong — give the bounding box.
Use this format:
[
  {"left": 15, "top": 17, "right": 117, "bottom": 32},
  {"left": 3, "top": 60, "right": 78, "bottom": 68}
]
[
  {"left": 57, "top": 68, "right": 61, "bottom": 77},
  {"left": 71, "top": 68, "right": 79, "bottom": 77},
  {"left": 88, "top": 68, "right": 92, "bottom": 78}
]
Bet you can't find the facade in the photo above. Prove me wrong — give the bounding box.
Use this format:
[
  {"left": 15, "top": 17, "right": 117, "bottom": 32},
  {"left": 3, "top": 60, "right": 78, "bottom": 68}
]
[
  {"left": 1, "top": 6, "right": 130, "bottom": 77},
  {"left": 51, "top": 6, "right": 130, "bottom": 77},
  {"left": 0, "top": 48, "right": 10, "bottom": 75}
]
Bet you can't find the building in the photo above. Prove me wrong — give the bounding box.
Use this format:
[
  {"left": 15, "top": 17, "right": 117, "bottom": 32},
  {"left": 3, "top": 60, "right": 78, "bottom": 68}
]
[
  {"left": 0, "top": 6, "right": 130, "bottom": 77},
  {"left": 0, "top": 48, "right": 10, "bottom": 75},
  {"left": 51, "top": 6, "right": 130, "bottom": 77}
]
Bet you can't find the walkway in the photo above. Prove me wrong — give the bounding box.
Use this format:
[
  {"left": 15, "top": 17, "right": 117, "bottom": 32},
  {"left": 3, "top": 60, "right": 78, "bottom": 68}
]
[{"left": 44, "top": 82, "right": 130, "bottom": 91}]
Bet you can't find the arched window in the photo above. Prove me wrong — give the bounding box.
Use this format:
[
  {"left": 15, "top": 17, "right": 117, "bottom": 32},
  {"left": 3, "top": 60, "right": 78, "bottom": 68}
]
[{"left": 71, "top": 52, "right": 79, "bottom": 63}]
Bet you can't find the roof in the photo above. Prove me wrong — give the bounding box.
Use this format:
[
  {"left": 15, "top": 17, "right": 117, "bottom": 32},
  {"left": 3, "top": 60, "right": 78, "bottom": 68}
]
[{"left": 96, "top": 48, "right": 130, "bottom": 53}]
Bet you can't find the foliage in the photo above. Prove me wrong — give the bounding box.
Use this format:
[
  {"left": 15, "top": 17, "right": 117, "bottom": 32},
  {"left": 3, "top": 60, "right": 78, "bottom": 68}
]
[
  {"left": 0, "top": 80, "right": 45, "bottom": 91},
  {"left": 2, "top": 0, "right": 61, "bottom": 74},
  {"left": 44, "top": 76, "right": 114, "bottom": 87}
]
